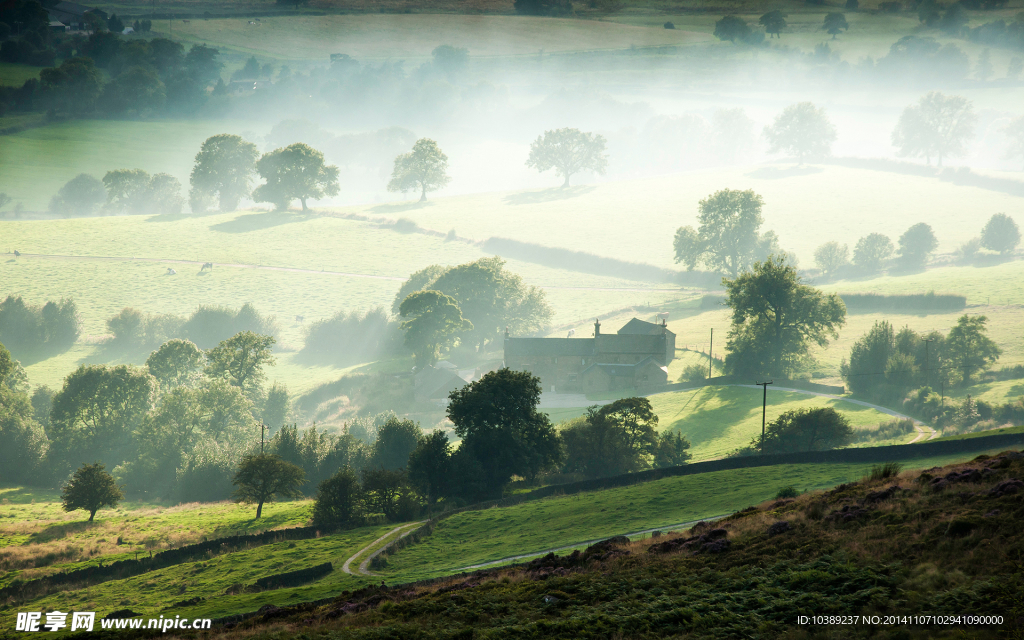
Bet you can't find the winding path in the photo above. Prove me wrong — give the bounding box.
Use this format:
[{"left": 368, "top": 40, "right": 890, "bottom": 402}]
[{"left": 341, "top": 521, "right": 426, "bottom": 577}]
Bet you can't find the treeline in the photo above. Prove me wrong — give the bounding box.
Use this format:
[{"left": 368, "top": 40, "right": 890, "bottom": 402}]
[
  {"left": 106, "top": 303, "right": 279, "bottom": 351},
  {"left": 297, "top": 307, "right": 401, "bottom": 367},
  {"left": 0, "top": 295, "right": 80, "bottom": 359},
  {"left": 0, "top": 329, "right": 288, "bottom": 500}
]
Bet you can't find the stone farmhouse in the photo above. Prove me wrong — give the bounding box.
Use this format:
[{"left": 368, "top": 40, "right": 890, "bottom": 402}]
[{"left": 504, "top": 318, "right": 675, "bottom": 394}]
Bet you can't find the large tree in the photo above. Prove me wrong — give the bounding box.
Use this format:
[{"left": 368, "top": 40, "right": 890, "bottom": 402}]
[
  {"left": 822, "top": 12, "right": 849, "bottom": 39},
  {"left": 892, "top": 92, "right": 976, "bottom": 166},
  {"left": 447, "top": 369, "right": 562, "bottom": 498},
  {"left": 723, "top": 255, "right": 846, "bottom": 377},
  {"left": 525, "top": 127, "right": 608, "bottom": 188},
  {"left": 813, "top": 241, "right": 849, "bottom": 278},
  {"left": 763, "top": 102, "right": 837, "bottom": 164},
  {"left": 853, "top": 233, "right": 894, "bottom": 272},
  {"left": 61, "top": 462, "right": 124, "bottom": 522},
  {"left": 945, "top": 314, "right": 1000, "bottom": 385},
  {"left": 47, "top": 364, "right": 156, "bottom": 475},
  {"left": 673, "top": 188, "right": 780, "bottom": 278},
  {"left": 49, "top": 174, "right": 106, "bottom": 217},
  {"left": 232, "top": 453, "right": 305, "bottom": 518},
  {"left": 312, "top": 467, "right": 365, "bottom": 529},
  {"left": 146, "top": 339, "right": 204, "bottom": 389},
  {"left": 561, "top": 397, "right": 670, "bottom": 478},
  {"left": 387, "top": 138, "right": 451, "bottom": 202},
  {"left": 398, "top": 290, "right": 472, "bottom": 367},
  {"left": 407, "top": 429, "right": 451, "bottom": 504},
  {"left": 189, "top": 134, "right": 260, "bottom": 212},
  {"left": 759, "top": 11, "right": 787, "bottom": 38},
  {"left": 394, "top": 258, "right": 552, "bottom": 349},
  {"left": 368, "top": 416, "right": 421, "bottom": 470},
  {"left": 897, "top": 222, "right": 938, "bottom": 269},
  {"left": 980, "top": 213, "right": 1020, "bottom": 255},
  {"left": 713, "top": 15, "right": 751, "bottom": 42},
  {"left": 204, "top": 331, "right": 276, "bottom": 402},
  {"left": 252, "top": 143, "right": 340, "bottom": 212},
  {"left": 39, "top": 57, "right": 102, "bottom": 117}
]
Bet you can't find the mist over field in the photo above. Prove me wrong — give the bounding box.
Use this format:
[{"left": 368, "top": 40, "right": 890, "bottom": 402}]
[{"left": 3, "top": 2, "right": 1024, "bottom": 635}]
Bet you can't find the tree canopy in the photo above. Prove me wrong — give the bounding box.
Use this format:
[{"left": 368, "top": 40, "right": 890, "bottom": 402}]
[
  {"left": 891, "top": 92, "right": 976, "bottom": 166},
  {"left": 723, "top": 255, "right": 846, "bottom": 378},
  {"left": 714, "top": 15, "right": 751, "bottom": 42},
  {"left": 189, "top": 134, "right": 260, "bottom": 212},
  {"left": 525, "top": 127, "right": 608, "bottom": 187},
  {"left": 252, "top": 143, "right": 340, "bottom": 211},
  {"left": 853, "top": 233, "right": 894, "bottom": 272},
  {"left": 752, "top": 407, "right": 852, "bottom": 454},
  {"left": 387, "top": 138, "right": 451, "bottom": 202},
  {"left": 813, "top": 241, "right": 849, "bottom": 278},
  {"left": 447, "top": 368, "right": 562, "bottom": 498},
  {"left": 759, "top": 11, "right": 787, "bottom": 37},
  {"left": 823, "top": 12, "right": 849, "bottom": 38},
  {"left": 897, "top": 222, "right": 938, "bottom": 269},
  {"left": 204, "top": 331, "right": 276, "bottom": 402},
  {"left": 945, "top": 314, "right": 1000, "bottom": 385},
  {"left": 763, "top": 102, "right": 837, "bottom": 163},
  {"left": 980, "top": 213, "right": 1020, "bottom": 254},
  {"left": 232, "top": 453, "right": 305, "bottom": 518},
  {"left": 61, "top": 462, "right": 124, "bottom": 521},
  {"left": 398, "top": 290, "right": 472, "bottom": 367},
  {"left": 673, "top": 189, "right": 780, "bottom": 277}
]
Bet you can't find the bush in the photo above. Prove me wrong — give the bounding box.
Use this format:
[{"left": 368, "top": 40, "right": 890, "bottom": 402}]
[
  {"left": 298, "top": 307, "right": 398, "bottom": 367},
  {"left": 0, "top": 296, "right": 80, "bottom": 357},
  {"left": 680, "top": 363, "right": 709, "bottom": 383},
  {"left": 312, "top": 468, "right": 365, "bottom": 529},
  {"left": 179, "top": 303, "right": 278, "bottom": 349},
  {"left": 49, "top": 174, "right": 106, "bottom": 216},
  {"left": 867, "top": 461, "right": 904, "bottom": 482},
  {"left": 774, "top": 486, "right": 799, "bottom": 499}
]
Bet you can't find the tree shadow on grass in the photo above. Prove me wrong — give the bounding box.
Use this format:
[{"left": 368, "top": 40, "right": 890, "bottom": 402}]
[
  {"left": 209, "top": 211, "right": 314, "bottom": 234},
  {"left": 207, "top": 509, "right": 303, "bottom": 536},
  {"left": 144, "top": 213, "right": 193, "bottom": 223},
  {"left": 502, "top": 185, "right": 595, "bottom": 206},
  {"left": 745, "top": 166, "right": 824, "bottom": 180},
  {"left": 368, "top": 201, "right": 433, "bottom": 214},
  {"left": 29, "top": 520, "right": 93, "bottom": 544},
  {"left": 1009, "top": 383, "right": 1024, "bottom": 397}
]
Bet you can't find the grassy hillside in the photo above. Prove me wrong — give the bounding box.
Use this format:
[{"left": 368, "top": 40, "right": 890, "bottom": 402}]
[
  {"left": 0, "top": 62, "right": 41, "bottom": 88},
  {"left": 0, "top": 445, "right": 1006, "bottom": 626},
  {"left": 545, "top": 385, "right": 901, "bottom": 461},
  {"left": 198, "top": 447, "right": 1024, "bottom": 640}
]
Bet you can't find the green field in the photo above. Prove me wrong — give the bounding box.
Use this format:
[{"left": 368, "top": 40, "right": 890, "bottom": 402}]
[
  {"left": 546, "top": 385, "right": 902, "bottom": 461},
  {"left": 0, "top": 445, "right": 1003, "bottom": 624},
  {"left": 0, "top": 62, "right": 42, "bottom": 88}
]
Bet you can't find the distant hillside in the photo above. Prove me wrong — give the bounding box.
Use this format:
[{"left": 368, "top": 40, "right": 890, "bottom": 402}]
[{"left": 193, "top": 449, "right": 1024, "bottom": 639}]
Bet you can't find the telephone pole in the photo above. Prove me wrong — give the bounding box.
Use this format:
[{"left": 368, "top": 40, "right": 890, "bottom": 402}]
[
  {"left": 924, "top": 338, "right": 935, "bottom": 388},
  {"left": 260, "top": 423, "right": 267, "bottom": 453},
  {"left": 708, "top": 328, "right": 713, "bottom": 379},
  {"left": 756, "top": 381, "right": 773, "bottom": 454}
]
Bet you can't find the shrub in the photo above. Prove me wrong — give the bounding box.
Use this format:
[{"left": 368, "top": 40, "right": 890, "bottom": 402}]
[
  {"left": 775, "top": 486, "right": 799, "bottom": 499},
  {"left": 312, "top": 468, "right": 365, "bottom": 529},
  {"left": 867, "top": 461, "right": 904, "bottom": 482},
  {"left": 680, "top": 363, "right": 709, "bottom": 383}
]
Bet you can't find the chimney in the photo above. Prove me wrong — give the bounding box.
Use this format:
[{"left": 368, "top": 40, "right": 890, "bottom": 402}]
[{"left": 594, "top": 318, "right": 601, "bottom": 337}]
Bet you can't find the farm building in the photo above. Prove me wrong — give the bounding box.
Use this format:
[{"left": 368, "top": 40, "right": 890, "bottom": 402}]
[
  {"left": 46, "top": 1, "right": 97, "bottom": 30},
  {"left": 504, "top": 318, "right": 675, "bottom": 393}
]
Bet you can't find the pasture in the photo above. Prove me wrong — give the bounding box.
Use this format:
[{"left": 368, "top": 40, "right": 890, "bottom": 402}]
[
  {"left": 545, "top": 384, "right": 902, "bottom": 461},
  {"left": 0, "top": 445, "right": 1001, "bottom": 623},
  {"left": 0, "top": 62, "right": 41, "bottom": 88}
]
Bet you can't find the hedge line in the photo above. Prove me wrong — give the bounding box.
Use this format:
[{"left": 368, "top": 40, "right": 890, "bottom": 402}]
[
  {"left": 254, "top": 563, "right": 333, "bottom": 590},
  {"left": 663, "top": 376, "right": 846, "bottom": 395},
  {"left": 840, "top": 292, "right": 966, "bottom": 313},
  {"left": 1, "top": 525, "right": 323, "bottom": 604}
]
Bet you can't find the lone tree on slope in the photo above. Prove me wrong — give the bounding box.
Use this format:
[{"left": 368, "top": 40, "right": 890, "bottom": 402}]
[
  {"left": 252, "top": 143, "right": 340, "bottom": 212},
  {"left": 823, "top": 12, "right": 849, "bottom": 39},
  {"left": 387, "top": 138, "right": 451, "bottom": 202},
  {"left": 980, "top": 213, "right": 1021, "bottom": 255},
  {"left": 61, "top": 462, "right": 124, "bottom": 521},
  {"left": 526, "top": 127, "right": 608, "bottom": 188},
  {"left": 232, "top": 453, "right": 305, "bottom": 519},
  {"left": 759, "top": 11, "right": 787, "bottom": 38}
]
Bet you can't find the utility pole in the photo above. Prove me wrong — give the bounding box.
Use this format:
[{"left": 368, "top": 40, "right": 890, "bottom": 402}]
[
  {"left": 708, "top": 328, "right": 713, "bottom": 379},
  {"left": 260, "top": 423, "right": 267, "bottom": 454},
  {"left": 924, "top": 338, "right": 935, "bottom": 388},
  {"left": 756, "top": 380, "right": 773, "bottom": 454}
]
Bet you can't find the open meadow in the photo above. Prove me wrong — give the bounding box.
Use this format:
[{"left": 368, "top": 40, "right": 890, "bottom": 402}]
[{"left": 0, "top": 444, "right": 1007, "bottom": 626}]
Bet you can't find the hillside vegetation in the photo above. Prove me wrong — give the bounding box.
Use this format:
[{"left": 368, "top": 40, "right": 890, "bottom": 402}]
[{"left": 119, "top": 447, "right": 1024, "bottom": 639}]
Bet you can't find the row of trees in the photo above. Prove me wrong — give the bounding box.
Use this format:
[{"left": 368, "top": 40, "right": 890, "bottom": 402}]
[
  {"left": 715, "top": 12, "right": 849, "bottom": 45},
  {"left": 0, "top": 296, "right": 80, "bottom": 359},
  {"left": 0, "top": 329, "right": 287, "bottom": 496},
  {"left": 842, "top": 314, "right": 1001, "bottom": 399},
  {"left": 814, "top": 213, "right": 1020, "bottom": 279}
]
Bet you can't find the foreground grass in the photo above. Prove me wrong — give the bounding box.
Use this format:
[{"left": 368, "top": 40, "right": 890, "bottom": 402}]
[
  {"left": 377, "top": 449, "right": 1000, "bottom": 584},
  {"left": 163, "top": 446, "right": 1024, "bottom": 639},
  {"left": 0, "top": 497, "right": 312, "bottom": 586}
]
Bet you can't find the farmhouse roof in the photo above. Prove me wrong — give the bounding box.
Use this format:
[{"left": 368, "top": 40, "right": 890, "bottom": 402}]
[
  {"left": 503, "top": 337, "right": 595, "bottom": 357},
  {"left": 595, "top": 333, "right": 667, "bottom": 354},
  {"left": 51, "top": 1, "right": 94, "bottom": 15},
  {"left": 618, "top": 317, "right": 674, "bottom": 337},
  {"left": 582, "top": 357, "right": 667, "bottom": 377}
]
